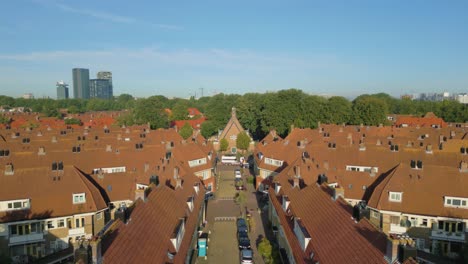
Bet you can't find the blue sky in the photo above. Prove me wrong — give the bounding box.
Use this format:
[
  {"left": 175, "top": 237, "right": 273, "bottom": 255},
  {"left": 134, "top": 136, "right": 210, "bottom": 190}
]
[{"left": 1, "top": 0, "right": 467, "bottom": 98}]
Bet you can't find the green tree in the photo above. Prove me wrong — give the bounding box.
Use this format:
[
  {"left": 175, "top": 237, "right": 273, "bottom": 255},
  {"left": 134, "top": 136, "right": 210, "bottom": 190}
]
[
  {"left": 236, "top": 132, "right": 251, "bottom": 152},
  {"left": 0, "top": 95, "right": 15, "bottom": 107},
  {"left": 171, "top": 100, "right": 190, "bottom": 121},
  {"left": 235, "top": 191, "right": 246, "bottom": 207},
  {"left": 236, "top": 93, "right": 263, "bottom": 139},
  {"left": 327, "top": 96, "right": 352, "bottom": 124},
  {"left": 258, "top": 237, "right": 273, "bottom": 263},
  {"left": 0, "top": 114, "right": 11, "bottom": 124},
  {"left": 201, "top": 121, "right": 219, "bottom": 139},
  {"left": 133, "top": 97, "right": 169, "bottom": 129},
  {"left": 64, "top": 118, "right": 82, "bottom": 125},
  {"left": 352, "top": 96, "right": 388, "bottom": 125},
  {"left": 179, "top": 122, "right": 193, "bottom": 140},
  {"left": 219, "top": 138, "right": 229, "bottom": 152}
]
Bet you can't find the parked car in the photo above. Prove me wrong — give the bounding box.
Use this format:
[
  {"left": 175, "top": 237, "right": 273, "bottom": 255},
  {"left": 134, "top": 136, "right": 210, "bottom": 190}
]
[
  {"left": 237, "top": 218, "right": 247, "bottom": 229},
  {"left": 240, "top": 249, "right": 253, "bottom": 264},
  {"left": 237, "top": 231, "right": 251, "bottom": 249},
  {"left": 234, "top": 169, "right": 242, "bottom": 179}
]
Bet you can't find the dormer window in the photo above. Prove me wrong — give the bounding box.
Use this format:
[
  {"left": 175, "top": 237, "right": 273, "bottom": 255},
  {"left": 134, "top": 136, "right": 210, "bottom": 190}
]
[
  {"left": 389, "top": 192, "right": 402, "bottom": 202},
  {"left": 444, "top": 196, "right": 468, "bottom": 208},
  {"left": 73, "top": 193, "right": 86, "bottom": 204},
  {"left": 265, "top": 158, "right": 283, "bottom": 167},
  {"left": 188, "top": 158, "right": 207, "bottom": 167}
]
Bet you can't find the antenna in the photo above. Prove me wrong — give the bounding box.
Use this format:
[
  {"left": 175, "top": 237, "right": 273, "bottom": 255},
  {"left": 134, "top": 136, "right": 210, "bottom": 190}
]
[{"left": 199, "top": 87, "right": 204, "bottom": 98}]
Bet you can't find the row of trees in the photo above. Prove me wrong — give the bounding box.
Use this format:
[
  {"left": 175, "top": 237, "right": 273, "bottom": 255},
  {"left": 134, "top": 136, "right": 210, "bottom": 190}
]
[{"left": 1, "top": 90, "right": 467, "bottom": 139}]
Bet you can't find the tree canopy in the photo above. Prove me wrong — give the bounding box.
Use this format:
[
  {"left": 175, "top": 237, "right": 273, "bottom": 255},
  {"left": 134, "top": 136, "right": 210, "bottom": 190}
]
[
  {"left": 2, "top": 89, "right": 466, "bottom": 139},
  {"left": 179, "top": 122, "right": 193, "bottom": 140},
  {"left": 236, "top": 132, "right": 251, "bottom": 152}
]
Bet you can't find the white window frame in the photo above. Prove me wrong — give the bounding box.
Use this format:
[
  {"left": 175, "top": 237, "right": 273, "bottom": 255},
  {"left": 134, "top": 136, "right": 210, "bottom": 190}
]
[
  {"left": 96, "top": 212, "right": 103, "bottom": 220},
  {"left": 73, "top": 193, "right": 86, "bottom": 204},
  {"left": 444, "top": 196, "right": 468, "bottom": 208},
  {"left": 389, "top": 192, "right": 402, "bottom": 202},
  {"left": 265, "top": 157, "right": 283, "bottom": 167}
]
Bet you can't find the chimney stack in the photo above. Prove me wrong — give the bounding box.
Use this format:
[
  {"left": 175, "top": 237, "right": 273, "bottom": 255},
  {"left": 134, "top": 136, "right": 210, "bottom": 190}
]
[
  {"left": 90, "top": 237, "right": 102, "bottom": 264},
  {"left": 333, "top": 186, "right": 344, "bottom": 200},
  {"left": 460, "top": 161, "right": 468, "bottom": 173},
  {"left": 4, "top": 163, "right": 14, "bottom": 175},
  {"left": 38, "top": 146, "right": 46, "bottom": 155},
  {"left": 426, "top": 144, "right": 433, "bottom": 154},
  {"left": 385, "top": 236, "right": 401, "bottom": 264}
]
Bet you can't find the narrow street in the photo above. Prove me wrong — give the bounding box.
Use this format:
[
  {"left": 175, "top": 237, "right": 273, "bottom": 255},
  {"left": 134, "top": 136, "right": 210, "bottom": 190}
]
[{"left": 195, "top": 164, "right": 269, "bottom": 264}]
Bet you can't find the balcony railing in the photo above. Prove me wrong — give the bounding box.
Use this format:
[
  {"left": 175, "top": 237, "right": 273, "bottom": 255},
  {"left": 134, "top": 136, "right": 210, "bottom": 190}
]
[
  {"left": 430, "top": 230, "right": 465, "bottom": 242},
  {"left": 9, "top": 233, "right": 44, "bottom": 246},
  {"left": 390, "top": 224, "right": 407, "bottom": 234},
  {"left": 68, "top": 227, "right": 85, "bottom": 236}
]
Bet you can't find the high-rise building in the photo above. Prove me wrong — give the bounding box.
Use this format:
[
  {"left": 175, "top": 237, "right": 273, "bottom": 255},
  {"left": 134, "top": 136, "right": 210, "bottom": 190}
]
[
  {"left": 97, "top": 71, "right": 113, "bottom": 97},
  {"left": 72, "top": 68, "right": 90, "bottom": 99},
  {"left": 89, "top": 79, "right": 112, "bottom": 99},
  {"left": 22, "top": 93, "right": 34, "bottom": 99},
  {"left": 56, "top": 81, "right": 69, "bottom": 99}
]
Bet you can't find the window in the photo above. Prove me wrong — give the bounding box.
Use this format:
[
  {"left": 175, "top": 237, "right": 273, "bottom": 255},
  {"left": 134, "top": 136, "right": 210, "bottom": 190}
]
[
  {"left": 444, "top": 196, "right": 468, "bottom": 208},
  {"left": 47, "top": 221, "right": 55, "bottom": 229},
  {"left": 96, "top": 212, "right": 102, "bottom": 220},
  {"left": 57, "top": 219, "right": 65, "bottom": 228},
  {"left": 265, "top": 158, "right": 283, "bottom": 167},
  {"left": 390, "top": 216, "right": 400, "bottom": 225},
  {"left": 370, "top": 210, "right": 379, "bottom": 218},
  {"left": 389, "top": 192, "right": 402, "bottom": 202},
  {"left": 422, "top": 219, "right": 428, "bottom": 227},
  {"left": 73, "top": 193, "right": 86, "bottom": 204}
]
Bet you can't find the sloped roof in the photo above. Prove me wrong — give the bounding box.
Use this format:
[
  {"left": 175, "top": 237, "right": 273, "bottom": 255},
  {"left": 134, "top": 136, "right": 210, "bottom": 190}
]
[
  {"left": 269, "top": 169, "right": 387, "bottom": 263},
  {"left": 367, "top": 163, "right": 468, "bottom": 218},
  {"left": 103, "top": 175, "right": 205, "bottom": 263}
]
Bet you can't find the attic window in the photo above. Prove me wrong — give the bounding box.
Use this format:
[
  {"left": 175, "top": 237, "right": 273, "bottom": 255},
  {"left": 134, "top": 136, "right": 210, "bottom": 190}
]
[
  {"left": 73, "top": 193, "right": 86, "bottom": 204},
  {"left": 389, "top": 192, "right": 402, "bottom": 202},
  {"left": 444, "top": 196, "right": 468, "bottom": 208},
  {"left": 0, "top": 149, "right": 10, "bottom": 157}
]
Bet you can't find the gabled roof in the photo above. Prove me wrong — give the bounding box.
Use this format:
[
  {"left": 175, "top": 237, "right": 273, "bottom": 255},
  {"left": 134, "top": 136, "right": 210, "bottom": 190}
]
[
  {"left": 269, "top": 169, "right": 387, "bottom": 263},
  {"left": 218, "top": 107, "right": 247, "bottom": 140},
  {"left": 367, "top": 162, "right": 468, "bottom": 218},
  {"left": 0, "top": 165, "right": 107, "bottom": 222},
  {"left": 103, "top": 175, "right": 205, "bottom": 263}
]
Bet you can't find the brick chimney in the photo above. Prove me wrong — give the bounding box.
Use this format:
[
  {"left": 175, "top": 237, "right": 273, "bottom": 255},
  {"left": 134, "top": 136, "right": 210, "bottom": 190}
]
[
  {"left": 425, "top": 144, "right": 433, "bottom": 154},
  {"left": 385, "top": 236, "right": 400, "bottom": 263},
  {"left": 38, "top": 146, "right": 46, "bottom": 155},
  {"left": 4, "top": 163, "right": 14, "bottom": 175},
  {"left": 333, "top": 186, "right": 344, "bottom": 200},
  {"left": 90, "top": 237, "right": 102, "bottom": 264},
  {"left": 460, "top": 161, "right": 468, "bottom": 173}
]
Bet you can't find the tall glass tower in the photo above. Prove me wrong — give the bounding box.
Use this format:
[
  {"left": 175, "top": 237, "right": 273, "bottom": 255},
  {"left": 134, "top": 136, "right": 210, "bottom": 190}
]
[
  {"left": 72, "top": 68, "right": 90, "bottom": 99},
  {"left": 56, "top": 81, "right": 69, "bottom": 99}
]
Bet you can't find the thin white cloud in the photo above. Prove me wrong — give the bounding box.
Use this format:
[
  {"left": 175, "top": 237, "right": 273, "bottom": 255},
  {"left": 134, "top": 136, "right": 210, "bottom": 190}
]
[
  {"left": 56, "top": 3, "right": 135, "bottom": 24},
  {"left": 33, "top": 0, "right": 182, "bottom": 30}
]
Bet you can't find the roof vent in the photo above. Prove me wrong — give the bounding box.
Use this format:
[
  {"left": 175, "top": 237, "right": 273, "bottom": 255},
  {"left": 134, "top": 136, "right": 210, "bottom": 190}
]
[
  {"left": 359, "top": 142, "right": 366, "bottom": 151},
  {"left": 302, "top": 151, "right": 310, "bottom": 159},
  {"left": 38, "top": 146, "right": 46, "bottom": 155},
  {"left": 4, "top": 163, "right": 14, "bottom": 175},
  {"left": 425, "top": 144, "right": 433, "bottom": 154},
  {"left": 460, "top": 161, "right": 468, "bottom": 173},
  {"left": 317, "top": 174, "right": 328, "bottom": 185}
]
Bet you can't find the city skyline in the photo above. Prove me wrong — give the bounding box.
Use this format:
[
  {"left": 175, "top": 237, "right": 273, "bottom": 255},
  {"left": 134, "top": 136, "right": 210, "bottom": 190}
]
[{"left": 1, "top": 1, "right": 468, "bottom": 98}]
